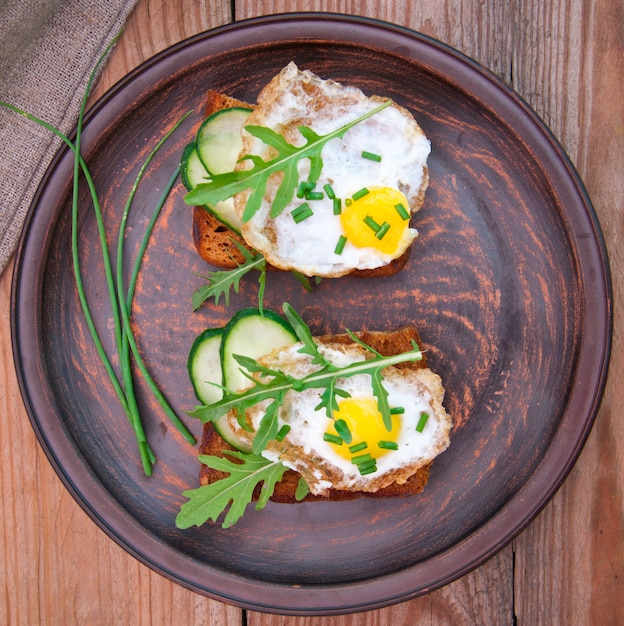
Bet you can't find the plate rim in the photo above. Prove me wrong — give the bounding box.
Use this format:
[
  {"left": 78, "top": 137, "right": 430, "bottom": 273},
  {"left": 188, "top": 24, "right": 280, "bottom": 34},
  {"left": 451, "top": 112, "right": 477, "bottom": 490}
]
[{"left": 10, "top": 12, "right": 612, "bottom": 615}]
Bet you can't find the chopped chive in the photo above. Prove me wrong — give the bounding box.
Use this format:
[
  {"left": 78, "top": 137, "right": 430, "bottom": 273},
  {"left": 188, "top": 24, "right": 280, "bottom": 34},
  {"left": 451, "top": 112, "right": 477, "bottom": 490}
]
[
  {"left": 352, "top": 187, "right": 370, "bottom": 201},
  {"left": 394, "top": 202, "right": 410, "bottom": 220},
  {"left": 358, "top": 460, "right": 378, "bottom": 475},
  {"left": 333, "top": 197, "right": 342, "bottom": 215},
  {"left": 351, "top": 453, "right": 373, "bottom": 465},
  {"left": 378, "top": 440, "right": 399, "bottom": 450},
  {"left": 334, "top": 234, "right": 347, "bottom": 255},
  {"left": 375, "top": 221, "right": 391, "bottom": 240},
  {"left": 361, "top": 150, "right": 382, "bottom": 162},
  {"left": 323, "top": 183, "right": 336, "bottom": 199},
  {"left": 345, "top": 198, "right": 352, "bottom": 207},
  {"left": 297, "top": 181, "right": 314, "bottom": 198},
  {"left": 323, "top": 432, "right": 343, "bottom": 445},
  {"left": 349, "top": 441, "right": 368, "bottom": 453},
  {"left": 364, "top": 215, "right": 381, "bottom": 233},
  {"left": 416, "top": 411, "right": 430, "bottom": 432},
  {"left": 276, "top": 424, "right": 291, "bottom": 442},
  {"left": 334, "top": 418, "right": 352, "bottom": 444},
  {"left": 390, "top": 407, "right": 405, "bottom": 415},
  {"left": 306, "top": 190, "right": 324, "bottom": 201},
  {"left": 291, "top": 202, "right": 314, "bottom": 223}
]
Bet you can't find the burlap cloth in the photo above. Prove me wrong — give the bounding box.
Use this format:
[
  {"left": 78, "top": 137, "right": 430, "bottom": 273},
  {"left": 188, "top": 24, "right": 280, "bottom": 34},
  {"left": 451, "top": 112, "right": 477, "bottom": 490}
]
[{"left": 0, "top": 0, "right": 139, "bottom": 276}]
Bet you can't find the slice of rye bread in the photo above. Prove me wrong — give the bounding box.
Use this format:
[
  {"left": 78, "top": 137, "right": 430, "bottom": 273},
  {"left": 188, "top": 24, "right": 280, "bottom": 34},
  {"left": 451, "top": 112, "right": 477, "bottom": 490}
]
[
  {"left": 198, "top": 325, "right": 433, "bottom": 503},
  {"left": 191, "top": 89, "right": 412, "bottom": 276}
]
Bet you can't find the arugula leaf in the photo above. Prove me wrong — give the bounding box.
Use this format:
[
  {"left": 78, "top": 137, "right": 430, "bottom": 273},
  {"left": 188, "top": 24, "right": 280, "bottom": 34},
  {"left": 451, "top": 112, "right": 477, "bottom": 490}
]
[
  {"left": 370, "top": 367, "right": 392, "bottom": 431},
  {"left": 315, "top": 381, "right": 351, "bottom": 419},
  {"left": 184, "top": 100, "right": 392, "bottom": 222},
  {"left": 176, "top": 451, "right": 288, "bottom": 529},
  {"left": 252, "top": 392, "right": 287, "bottom": 455},
  {"left": 191, "top": 242, "right": 265, "bottom": 310},
  {"left": 295, "top": 477, "right": 310, "bottom": 501},
  {"left": 282, "top": 302, "right": 334, "bottom": 369}
]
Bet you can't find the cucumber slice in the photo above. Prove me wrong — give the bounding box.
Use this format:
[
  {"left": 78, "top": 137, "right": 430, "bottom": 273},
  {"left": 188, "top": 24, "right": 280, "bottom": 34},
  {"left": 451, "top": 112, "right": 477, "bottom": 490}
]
[
  {"left": 187, "top": 327, "right": 224, "bottom": 405},
  {"left": 180, "top": 142, "right": 209, "bottom": 191},
  {"left": 187, "top": 327, "right": 251, "bottom": 452},
  {"left": 221, "top": 308, "right": 298, "bottom": 395},
  {"left": 187, "top": 309, "right": 298, "bottom": 453},
  {"left": 196, "top": 107, "right": 252, "bottom": 176},
  {"left": 206, "top": 197, "right": 242, "bottom": 235},
  {"left": 181, "top": 141, "right": 243, "bottom": 234}
]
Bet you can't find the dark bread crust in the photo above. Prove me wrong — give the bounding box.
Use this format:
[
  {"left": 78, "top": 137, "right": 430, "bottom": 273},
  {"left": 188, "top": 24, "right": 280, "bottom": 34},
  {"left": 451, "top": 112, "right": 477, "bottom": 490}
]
[
  {"left": 198, "top": 326, "right": 433, "bottom": 502},
  {"left": 191, "top": 89, "right": 411, "bottom": 276}
]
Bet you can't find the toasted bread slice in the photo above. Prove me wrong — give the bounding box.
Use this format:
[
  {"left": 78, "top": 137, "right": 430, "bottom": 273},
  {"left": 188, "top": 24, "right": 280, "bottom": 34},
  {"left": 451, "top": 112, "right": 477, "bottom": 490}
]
[
  {"left": 191, "top": 89, "right": 413, "bottom": 276},
  {"left": 198, "top": 325, "right": 439, "bottom": 502}
]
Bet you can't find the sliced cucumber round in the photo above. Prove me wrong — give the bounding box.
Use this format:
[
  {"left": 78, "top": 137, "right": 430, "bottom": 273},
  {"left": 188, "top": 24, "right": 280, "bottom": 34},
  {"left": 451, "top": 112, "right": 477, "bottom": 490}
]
[
  {"left": 187, "top": 327, "right": 250, "bottom": 452},
  {"left": 181, "top": 141, "right": 243, "bottom": 234},
  {"left": 220, "top": 308, "right": 298, "bottom": 395},
  {"left": 187, "top": 327, "right": 224, "bottom": 405},
  {"left": 196, "top": 107, "right": 252, "bottom": 176},
  {"left": 180, "top": 141, "right": 209, "bottom": 191}
]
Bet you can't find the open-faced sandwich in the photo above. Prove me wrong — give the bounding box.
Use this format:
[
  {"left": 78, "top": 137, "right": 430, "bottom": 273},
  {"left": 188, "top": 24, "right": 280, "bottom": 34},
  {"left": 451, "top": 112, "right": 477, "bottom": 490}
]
[
  {"left": 182, "top": 62, "right": 431, "bottom": 279},
  {"left": 177, "top": 304, "right": 452, "bottom": 528}
]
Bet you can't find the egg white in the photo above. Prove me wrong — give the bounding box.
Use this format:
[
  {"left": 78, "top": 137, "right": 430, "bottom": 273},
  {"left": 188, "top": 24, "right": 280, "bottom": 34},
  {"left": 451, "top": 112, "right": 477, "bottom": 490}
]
[
  {"left": 227, "top": 341, "right": 452, "bottom": 496},
  {"left": 235, "top": 62, "right": 431, "bottom": 277}
]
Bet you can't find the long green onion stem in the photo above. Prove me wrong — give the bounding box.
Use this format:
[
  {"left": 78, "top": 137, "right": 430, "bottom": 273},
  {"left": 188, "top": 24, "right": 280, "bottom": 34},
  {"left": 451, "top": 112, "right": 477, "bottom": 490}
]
[
  {"left": 1, "top": 38, "right": 195, "bottom": 474},
  {"left": 116, "top": 113, "right": 195, "bottom": 447}
]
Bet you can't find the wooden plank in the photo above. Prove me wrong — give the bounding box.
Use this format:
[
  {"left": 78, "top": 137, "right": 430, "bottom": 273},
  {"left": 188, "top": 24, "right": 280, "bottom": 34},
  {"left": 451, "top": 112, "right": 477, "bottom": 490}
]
[{"left": 512, "top": 0, "right": 624, "bottom": 624}]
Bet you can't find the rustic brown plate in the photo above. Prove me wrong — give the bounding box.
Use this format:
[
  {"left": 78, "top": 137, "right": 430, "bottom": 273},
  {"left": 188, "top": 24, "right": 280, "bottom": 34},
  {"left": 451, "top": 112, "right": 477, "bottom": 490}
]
[{"left": 11, "top": 14, "right": 611, "bottom": 615}]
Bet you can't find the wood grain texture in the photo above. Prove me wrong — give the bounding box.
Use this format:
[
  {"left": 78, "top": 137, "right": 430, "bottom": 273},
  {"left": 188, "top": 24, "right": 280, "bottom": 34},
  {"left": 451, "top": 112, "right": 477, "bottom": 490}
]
[{"left": 1, "top": 1, "right": 622, "bottom": 626}]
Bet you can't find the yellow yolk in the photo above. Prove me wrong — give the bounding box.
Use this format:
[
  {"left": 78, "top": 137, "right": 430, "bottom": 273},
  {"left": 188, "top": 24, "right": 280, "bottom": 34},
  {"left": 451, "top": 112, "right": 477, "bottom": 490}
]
[
  {"left": 326, "top": 396, "right": 402, "bottom": 461},
  {"left": 339, "top": 187, "right": 411, "bottom": 255}
]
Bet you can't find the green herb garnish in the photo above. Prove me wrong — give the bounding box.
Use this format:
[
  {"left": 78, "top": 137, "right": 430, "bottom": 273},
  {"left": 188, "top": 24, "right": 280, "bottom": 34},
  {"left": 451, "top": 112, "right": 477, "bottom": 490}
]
[
  {"left": 376, "top": 221, "right": 391, "bottom": 240},
  {"left": 358, "top": 460, "right": 378, "bottom": 475},
  {"left": 349, "top": 441, "right": 368, "bottom": 453},
  {"left": 295, "top": 477, "right": 310, "bottom": 501},
  {"left": 352, "top": 187, "right": 370, "bottom": 201},
  {"left": 176, "top": 451, "right": 289, "bottom": 529},
  {"left": 184, "top": 100, "right": 392, "bottom": 222},
  {"left": 351, "top": 453, "right": 373, "bottom": 465},
  {"left": 378, "top": 440, "right": 399, "bottom": 450},
  {"left": 416, "top": 411, "right": 430, "bottom": 432},
  {"left": 364, "top": 215, "right": 381, "bottom": 233},
  {"left": 2, "top": 38, "right": 196, "bottom": 474},
  {"left": 334, "top": 234, "right": 347, "bottom": 255},
  {"left": 361, "top": 150, "right": 382, "bottom": 162},
  {"left": 333, "top": 198, "right": 342, "bottom": 215},
  {"left": 394, "top": 202, "right": 410, "bottom": 220},
  {"left": 323, "top": 432, "right": 343, "bottom": 445},
  {"left": 191, "top": 242, "right": 266, "bottom": 311},
  {"left": 334, "top": 418, "right": 352, "bottom": 444},
  {"left": 291, "top": 202, "right": 313, "bottom": 223},
  {"left": 305, "top": 190, "right": 324, "bottom": 201}
]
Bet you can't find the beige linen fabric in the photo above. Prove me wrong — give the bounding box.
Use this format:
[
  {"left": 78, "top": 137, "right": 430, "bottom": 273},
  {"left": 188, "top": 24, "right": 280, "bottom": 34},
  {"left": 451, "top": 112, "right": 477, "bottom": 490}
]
[{"left": 0, "top": 0, "right": 139, "bottom": 275}]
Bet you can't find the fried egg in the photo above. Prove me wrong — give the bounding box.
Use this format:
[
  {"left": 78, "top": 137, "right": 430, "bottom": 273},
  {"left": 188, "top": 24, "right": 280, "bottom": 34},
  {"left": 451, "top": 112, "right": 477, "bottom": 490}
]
[
  {"left": 225, "top": 341, "right": 452, "bottom": 496},
  {"left": 235, "top": 62, "right": 431, "bottom": 277}
]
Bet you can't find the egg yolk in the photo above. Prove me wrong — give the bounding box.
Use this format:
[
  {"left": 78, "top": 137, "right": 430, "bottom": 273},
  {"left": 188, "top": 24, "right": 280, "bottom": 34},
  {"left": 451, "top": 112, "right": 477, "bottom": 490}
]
[
  {"left": 326, "top": 396, "right": 401, "bottom": 461},
  {"left": 339, "top": 187, "right": 411, "bottom": 255}
]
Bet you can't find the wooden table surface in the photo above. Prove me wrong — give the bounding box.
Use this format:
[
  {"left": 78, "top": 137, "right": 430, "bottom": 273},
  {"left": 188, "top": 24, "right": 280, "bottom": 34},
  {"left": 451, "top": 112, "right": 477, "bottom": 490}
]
[{"left": 1, "top": 1, "right": 622, "bottom": 624}]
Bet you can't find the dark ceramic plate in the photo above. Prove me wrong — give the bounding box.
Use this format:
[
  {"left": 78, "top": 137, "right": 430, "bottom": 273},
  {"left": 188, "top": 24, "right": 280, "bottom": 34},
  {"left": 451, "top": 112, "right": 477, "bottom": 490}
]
[{"left": 11, "top": 14, "right": 611, "bottom": 615}]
